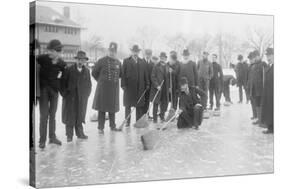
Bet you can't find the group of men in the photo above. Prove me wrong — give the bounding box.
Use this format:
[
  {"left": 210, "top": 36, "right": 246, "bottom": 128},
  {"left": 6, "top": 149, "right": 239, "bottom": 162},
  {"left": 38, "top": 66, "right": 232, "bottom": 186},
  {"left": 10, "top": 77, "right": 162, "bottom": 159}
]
[{"left": 34, "top": 38, "right": 274, "bottom": 150}]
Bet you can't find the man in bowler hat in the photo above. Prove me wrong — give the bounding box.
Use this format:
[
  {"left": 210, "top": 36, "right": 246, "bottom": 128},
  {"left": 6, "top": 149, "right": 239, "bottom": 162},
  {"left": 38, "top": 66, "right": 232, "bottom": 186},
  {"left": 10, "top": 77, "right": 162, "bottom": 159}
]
[
  {"left": 92, "top": 42, "right": 122, "bottom": 134},
  {"left": 61, "top": 51, "right": 92, "bottom": 142},
  {"left": 37, "top": 39, "right": 66, "bottom": 149}
]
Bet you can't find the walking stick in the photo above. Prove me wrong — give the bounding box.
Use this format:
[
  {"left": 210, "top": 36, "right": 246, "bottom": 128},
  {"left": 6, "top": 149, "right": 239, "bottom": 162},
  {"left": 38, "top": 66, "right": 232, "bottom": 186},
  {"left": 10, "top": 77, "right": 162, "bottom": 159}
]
[
  {"left": 134, "top": 80, "right": 164, "bottom": 128},
  {"left": 118, "top": 88, "right": 148, "bottom": 130}
]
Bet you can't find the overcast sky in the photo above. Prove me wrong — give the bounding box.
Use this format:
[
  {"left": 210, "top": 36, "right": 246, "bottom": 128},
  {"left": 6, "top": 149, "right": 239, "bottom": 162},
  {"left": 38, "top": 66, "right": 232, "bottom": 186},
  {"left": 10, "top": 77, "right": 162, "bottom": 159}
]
[{"left": 37, "top": 1, "right": 273, "bottom": 53}]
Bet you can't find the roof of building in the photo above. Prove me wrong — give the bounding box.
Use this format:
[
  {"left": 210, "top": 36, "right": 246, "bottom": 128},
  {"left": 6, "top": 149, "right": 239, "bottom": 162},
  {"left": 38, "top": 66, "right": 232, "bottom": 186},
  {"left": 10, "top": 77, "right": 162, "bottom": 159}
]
[{"left": 32, "top": 5, "right": 81, "bottom": 28}]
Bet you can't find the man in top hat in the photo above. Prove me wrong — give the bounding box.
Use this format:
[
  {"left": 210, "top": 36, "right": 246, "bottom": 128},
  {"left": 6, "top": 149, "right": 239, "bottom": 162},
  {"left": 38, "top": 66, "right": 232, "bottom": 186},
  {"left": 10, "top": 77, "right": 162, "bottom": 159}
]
[
  {"left": 121, "top": 45, "right": 150, "bottom": 127},
  {"left": 177, "top": 77, "right": 206, "bottom": 130},
  {"left": 249, "top": 50, "right": 267, "bottom": 126},
  {"left": 261, "top": 47, "right": 274, "bottom": 134},
  {"left": 197, "top": 51, "right": 213, "bottom": 110},
  {"left": 92, "top": 42, "right": 122, "bottom": 134},
  {"left": 150, "top": 52, "right": 170, "bottom": 123},
  {"left": 247, "top": 51, "right": 258, "bottom": 121},
  {"left": 37, "top": 39, "right": 66, "bottom": 149},
  {"left": 209, "top": 54, "right": 223, "bottom": 111},
  {"left": 143, "top": 49, "right": 154, "bottom": 115},
  {"left": 167, "top": 51, "right": 180, "bottom": 110},
  {"left": 61, "top": 51, "right": 92, "bottom": 142},
  {"left": 235, "top": 54, "right": 249, "bottom": 103}
]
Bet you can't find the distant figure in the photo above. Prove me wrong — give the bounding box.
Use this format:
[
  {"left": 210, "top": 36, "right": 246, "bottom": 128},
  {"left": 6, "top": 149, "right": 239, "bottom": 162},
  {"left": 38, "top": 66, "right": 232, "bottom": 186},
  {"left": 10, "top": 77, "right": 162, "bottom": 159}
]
[
  {"left": 235, "top": 55, "right": 249, "bottom": 103},
  {"left": 150, "top": 52, "right": 169, "bottom": 123},
  {"left": 61, "top": 51, "right": 92, "bottom": 142},
  {"left": 177, "top": 77, "right": 206, "bottom": 130},
  {"left": 197, "top": 51, "right": 213, "bottom": 110},
  {"left": 209, "top": 54, "right": 223, "bottom": 111},
  {"left": 261, "top": 48, "right": 274, "bottom": 134},
  {"left": 37, "top": 39, "right": 66, "bottom": 149},
  {"left": 92, "top": 42, "right": 122, "bottom": 134},
  {"left": 222, "top": 75, "right": 236, "bottom": 104},
  {"left": 121, "top": 45, "right": 150, "bottom": 127}
]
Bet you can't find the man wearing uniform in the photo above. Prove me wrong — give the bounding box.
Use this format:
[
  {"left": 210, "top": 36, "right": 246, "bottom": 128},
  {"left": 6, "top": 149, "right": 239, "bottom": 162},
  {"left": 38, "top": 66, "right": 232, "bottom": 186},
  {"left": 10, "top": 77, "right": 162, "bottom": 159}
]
[
  {"left": 235, "top": 55, "right": 249, "bottom": 103},
  {"left": 37, "top": 39, "right": 66, "bottom": 149},
  {"left": 209, "top": 54, "right": 223, "bottom": 111},
  {"left": 197, "top": 51, "right": 213, "bottom": 110},
  {"left": 261, "top": 48, "right": 274, "bottom": 134},
  {"left": 121, "top": 45, "right": 150, "bottom": 127},
  {"left": 92, "top": 42, "right": 122, "bottom": 134}
]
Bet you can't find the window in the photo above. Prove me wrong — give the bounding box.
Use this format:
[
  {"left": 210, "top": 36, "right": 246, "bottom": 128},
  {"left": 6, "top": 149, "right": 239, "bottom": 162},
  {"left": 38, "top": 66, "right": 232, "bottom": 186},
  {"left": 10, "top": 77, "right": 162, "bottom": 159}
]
[{"left": 44, "top": 25, "right": 58, "bottom": 33}]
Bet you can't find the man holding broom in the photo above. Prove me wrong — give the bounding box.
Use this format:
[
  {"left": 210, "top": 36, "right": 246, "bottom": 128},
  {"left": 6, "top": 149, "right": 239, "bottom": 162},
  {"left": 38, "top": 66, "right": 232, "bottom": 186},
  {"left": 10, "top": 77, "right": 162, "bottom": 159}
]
[{"left": 121, "top": 45, "right": 150, "bottom": 127}]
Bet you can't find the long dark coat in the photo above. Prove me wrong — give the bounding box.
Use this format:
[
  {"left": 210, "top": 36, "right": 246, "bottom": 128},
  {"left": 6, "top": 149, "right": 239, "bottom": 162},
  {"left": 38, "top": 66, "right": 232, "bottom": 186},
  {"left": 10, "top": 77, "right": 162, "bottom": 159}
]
[
  {"left": 248, "top": 60, "right": 267, "bottom": 97},
  {"left": 261, "top": 65, "right": 273, "bottom": 126},
  {"left": 61, "top": 64, "right": 92, "bottom": 125},
  {"left": 92, "top": 56, "right": 122, "bottom": 113},
  {"left": 209, "top": 62, "right": 223, "bottom": 90},
  {"left": 149, "top": 62, "right": 169, "bottom": 104},
  {"left": 178, "top": 60, "right": 198, "bottom": 88},
  {"left": 235, "top": 61, "right": 249, "bottom": 86},
  {"left": 121, "top": 56, "right": 150, "bottom": 107}
]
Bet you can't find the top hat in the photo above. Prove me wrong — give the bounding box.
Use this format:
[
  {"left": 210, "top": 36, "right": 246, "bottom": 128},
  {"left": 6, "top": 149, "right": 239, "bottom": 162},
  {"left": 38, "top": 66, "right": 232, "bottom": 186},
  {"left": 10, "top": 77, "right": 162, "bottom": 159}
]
[
  {"left": 47, "top": 39, "right": 63, "bottom": 52},
  {"left": 131, "top": 44, "right": 141, "bottom": 52},
  {"left": 144, "top": 49, "right": 152, "bottom": 55},
  {"left": 182, "top": 49, "right": 190, "bottom": 56},
  {"left": 109, "top": 42, "right": 118, "bottom": 52},
  {"left": 159, "top": 52, "right": 167, "bottom": 58},
  {"left": 74, "top": 51, "right": 89, "bottom": 60},
  {"left": 265, "top": 47, "right": 274, "bottom": 55},
  {"left": 237, "top": 54, "right": 243, "bottom": 60}
]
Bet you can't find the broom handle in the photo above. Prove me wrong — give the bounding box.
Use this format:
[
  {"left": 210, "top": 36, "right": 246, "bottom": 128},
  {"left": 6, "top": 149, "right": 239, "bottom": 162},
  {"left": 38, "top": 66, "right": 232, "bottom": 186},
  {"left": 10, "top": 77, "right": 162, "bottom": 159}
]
[
  {"left": 160, "top": 97, "right": 180, "bottom": 131},
  {"left": 169, "top": 69, "right": 173, "bottom": 108},
  {"left": 121, "top": 88, "right": 147, "bottom": 124},
  {"left": 146, "top": 80, "right": 165, "bottom": 114}
]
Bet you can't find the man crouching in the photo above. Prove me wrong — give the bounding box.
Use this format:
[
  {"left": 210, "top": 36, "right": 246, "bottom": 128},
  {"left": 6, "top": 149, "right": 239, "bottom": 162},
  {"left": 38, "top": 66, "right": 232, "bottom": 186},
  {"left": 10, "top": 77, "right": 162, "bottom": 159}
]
[
  {"left": 61, "top": 51, "right": 92, "bottom": 142},
  {"left": 177, "top": 77, "right": 206, "bottom": 130}
]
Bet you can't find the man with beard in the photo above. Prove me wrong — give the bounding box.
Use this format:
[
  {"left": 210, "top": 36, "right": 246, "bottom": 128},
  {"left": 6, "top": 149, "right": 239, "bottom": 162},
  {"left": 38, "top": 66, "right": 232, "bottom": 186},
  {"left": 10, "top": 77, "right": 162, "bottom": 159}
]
[
  {"left": 209, "top": 54, "right": 223, "bottom": 111},
  {"left": 121, "top": 45, "right": 150, "bottom": 127},
  {"left": 235, "top": 54, "right": 249, "bottom": 103},
  {"left": 261, "top": 48, "right": 274, "bottom": 134},
  {"left": 37, "top": 39, "right": 66, "bottom": 149},
  {"left": 92, "top": 42, "right": 122, "bottom": 134},
  {"left": 197, "top": 51, "right": 213, "bottom": 111},
  {"left": 249, "top": 50, "right": 267, "bottom": 126},
  {"left": 167, "top": 51, "right": 180, "bottom": 110},
  {"left": 143, "top": 49, "right": 154, "bottom": 115},
  {"left": 150, "top": 52, "right": 170, "bottom": 123},
  {"left": 61, "top": 51, "right": 92, "bottom": 142}
]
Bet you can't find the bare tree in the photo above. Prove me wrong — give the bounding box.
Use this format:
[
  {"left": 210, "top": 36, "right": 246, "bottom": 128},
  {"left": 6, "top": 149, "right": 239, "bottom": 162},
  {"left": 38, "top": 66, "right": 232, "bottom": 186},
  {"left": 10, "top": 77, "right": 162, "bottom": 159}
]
[
  {"left": 188, "top": 34, "right": 212, "bottom": 61},
  {"left": 82, "top": 35, "right": 104, "bottom": 61},
  {"left": 165, "top": 33, "right": 188, "bottom": 53}
]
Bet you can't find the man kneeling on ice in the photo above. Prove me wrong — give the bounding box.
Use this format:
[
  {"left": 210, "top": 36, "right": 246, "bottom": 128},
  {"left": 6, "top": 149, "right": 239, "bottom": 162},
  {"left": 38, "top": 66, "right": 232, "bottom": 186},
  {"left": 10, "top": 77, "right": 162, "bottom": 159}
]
[{"left": 177, "top": 77, "right": 206, "bottom": 129}]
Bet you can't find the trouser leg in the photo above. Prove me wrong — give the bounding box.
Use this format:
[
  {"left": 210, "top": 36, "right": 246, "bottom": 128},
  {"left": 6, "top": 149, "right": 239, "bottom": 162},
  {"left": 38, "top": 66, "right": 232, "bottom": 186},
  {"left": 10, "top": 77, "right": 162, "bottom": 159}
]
[
  {"left": 136, "top": 106, "right": 144, "bottom": 121},
  {"left": 48, "top": 88, "right": 58, "bottom": 140},
  {"left": 225, "top": 86, "right": 231, "bottom": 102},
  {"left": 193, "top": 105, "right": 203, "bottom": 127},
  {"left": 239, "top": 85, "right": 243, "bottom": 102},
  {"left": 199, "top": 78, "right": 209, "bottom": 109},
  {"left": 209, "top": 86, "right": 214, "bottom": 108},
  {"left": 109, "top": 112, "right": 116, "bottom": 129},
  {"left": 160, "top": 100, "right": 168, "bottom": 121},
  {"left": 244, "top": 84, "right": 250, "bottom": 101},
  {"left": 250, "top": 97, "right": 257, "bottom": 118},
  {"left": 215, "top": 85, "right": 221, "bottom": 108},
  {"left": 98, "top": 111, "right": 105, "bottom": 130},
  {"left": 39, "top": 87, "right": 49, "bottom": 144},
  {"left": 125, "top": 106, "right": 131, "bottom": 125},
  {"left": 153, "top": 103, "right": 159, "bottom": 122},
  {"left": 143, "top": 90, "right": 150, "bottom": 114},
  {"left": 255, "top": 96, "right": 262, "bottom": 123},
  {"left": 66, "top": 124, "right": 74, "bottom": 138}
]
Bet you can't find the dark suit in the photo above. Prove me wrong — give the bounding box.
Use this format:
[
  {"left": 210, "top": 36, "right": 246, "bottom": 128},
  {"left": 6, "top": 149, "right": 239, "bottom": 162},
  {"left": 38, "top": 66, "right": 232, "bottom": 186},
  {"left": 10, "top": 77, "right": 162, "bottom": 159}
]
[
  {"left": 235, "top": 61, "right": 249, "bottom": 102},
  {"left": 209, "top": 62, "right": 223, "bottom": 109},
  {"left": 143, "top": 58, "right": 154, "bottom": 114},
  {"left": 261, "top": 64, "right": 273, "bottom": 131},
  {"left": 168, "top": 61, "right": 180, "bottom": 110},
  {"left": 121, "top": 56, "right": 150, "bottom": 124}
]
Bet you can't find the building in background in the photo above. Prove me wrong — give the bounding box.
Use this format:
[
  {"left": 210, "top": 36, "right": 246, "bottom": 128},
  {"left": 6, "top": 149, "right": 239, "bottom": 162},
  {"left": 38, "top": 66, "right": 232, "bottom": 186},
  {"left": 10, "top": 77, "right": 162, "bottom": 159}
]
[{"left": 30, "top": 3, "right": 82, "bottom": 63}]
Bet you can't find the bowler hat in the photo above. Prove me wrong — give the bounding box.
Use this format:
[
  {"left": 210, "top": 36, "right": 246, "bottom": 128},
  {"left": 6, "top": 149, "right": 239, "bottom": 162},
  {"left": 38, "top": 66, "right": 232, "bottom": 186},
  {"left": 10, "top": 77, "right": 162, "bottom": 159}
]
[
  {"left": 180, "top": 77, "right": 188, "bottom": 86},
  {"left": 182, "top": 49, "right": 190, "bottom": 56},
  {"left": 159, "top": 52, "right": 167, "bottom": 58},
  {"left": 266, "top": 47, "right": 274, "bottom": 55},
  {"left": 131, "top": 44, "right": 141, "bottom": 52},
  {"left": 252, "top": 50, "right": 260, "bottom": 57},
  {"left": 47, "top": 39, "right": 63, "bottom": 52},
  {"left": 74, "top": 51, "right": 89, "bottom": 60},
  {"left": 238, "top": 54, "right": 243, "bottom": 60},
  {"left": 247, "top": 52, "right": 254, "bottom": 59},
  {"left": 109, "top": 42, "right": 118, "bottom": 52}
]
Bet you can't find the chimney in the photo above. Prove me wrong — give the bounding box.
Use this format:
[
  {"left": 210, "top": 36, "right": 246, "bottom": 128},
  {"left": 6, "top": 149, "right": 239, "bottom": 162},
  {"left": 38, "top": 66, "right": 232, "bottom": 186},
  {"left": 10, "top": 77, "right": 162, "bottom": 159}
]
[{"left": 63, "top": 6, "right": 70, "bottom": 19}]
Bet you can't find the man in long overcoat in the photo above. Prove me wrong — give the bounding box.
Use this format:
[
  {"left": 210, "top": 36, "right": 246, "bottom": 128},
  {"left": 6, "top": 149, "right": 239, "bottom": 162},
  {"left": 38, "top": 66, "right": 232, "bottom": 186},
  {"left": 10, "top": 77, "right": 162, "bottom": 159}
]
[
  {"left": 209, "top": 54, "right": 223, "bottom": 110},
  {"left": 235, "top": 54, "right": 249, "bottom": 103},
  {"left": 61, "top": 51, "right": 92, "bottom": 142},
  {"left": 92, "top": 42, "right": 122, "bottom": 134},
  {"left": 143, "top": 49, "right": 154, "bottom": 115},
  {"left": 261, "top": 48, "right": 274, "bottom": 134},
  {"left": 150, "top": 52, "right": 170, "bottom": 123},
  {"left": 249, "top": 50, "right": 267, "bottom": 126},
  {"left": 121, "top": 45, "right": 150, "bottom": 126}
]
